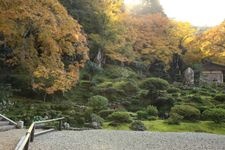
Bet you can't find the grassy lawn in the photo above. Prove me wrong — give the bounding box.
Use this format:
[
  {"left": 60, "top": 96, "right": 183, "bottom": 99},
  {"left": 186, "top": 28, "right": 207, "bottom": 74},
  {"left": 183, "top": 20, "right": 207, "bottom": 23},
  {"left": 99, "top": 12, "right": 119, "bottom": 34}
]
[{"left": 103, "top": 120, "right": 225, "bottom": 135}]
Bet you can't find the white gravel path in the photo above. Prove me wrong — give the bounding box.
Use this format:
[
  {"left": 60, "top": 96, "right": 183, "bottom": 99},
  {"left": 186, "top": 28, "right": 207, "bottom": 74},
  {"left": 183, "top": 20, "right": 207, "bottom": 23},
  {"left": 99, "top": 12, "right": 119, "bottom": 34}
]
[
  {"left": 29, "top": 130, "right": 225, "bottom": 150},
  {"left": 0, "top": 129, "right": 26, "bottom": 150}
]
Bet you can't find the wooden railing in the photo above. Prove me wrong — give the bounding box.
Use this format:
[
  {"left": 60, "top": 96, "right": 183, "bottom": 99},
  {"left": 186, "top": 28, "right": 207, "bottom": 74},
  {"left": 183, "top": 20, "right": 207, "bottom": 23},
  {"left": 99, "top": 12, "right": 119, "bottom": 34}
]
[
  {"left": 15, "top": 117, "right": 64, "bottom": 150},
  {"left": 0, "top": 114, "right": 17, "bottom": 125}
]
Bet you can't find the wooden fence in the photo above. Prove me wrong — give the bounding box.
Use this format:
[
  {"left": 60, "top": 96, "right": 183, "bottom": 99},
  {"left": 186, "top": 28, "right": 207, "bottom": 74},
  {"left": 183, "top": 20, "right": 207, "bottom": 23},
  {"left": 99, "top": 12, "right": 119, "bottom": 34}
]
[
  {"left": 15, "top": 117, "right": 64, "bottom": 150},
  {"left": 0, "top": 114, "right": 17, "bottom": 125}
]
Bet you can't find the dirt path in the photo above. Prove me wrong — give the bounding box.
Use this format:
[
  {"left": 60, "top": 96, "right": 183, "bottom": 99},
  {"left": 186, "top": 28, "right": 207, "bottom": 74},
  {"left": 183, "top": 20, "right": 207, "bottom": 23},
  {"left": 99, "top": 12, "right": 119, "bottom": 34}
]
[{"left": 0, "top": 129, "right": 26, "bottom": 150}]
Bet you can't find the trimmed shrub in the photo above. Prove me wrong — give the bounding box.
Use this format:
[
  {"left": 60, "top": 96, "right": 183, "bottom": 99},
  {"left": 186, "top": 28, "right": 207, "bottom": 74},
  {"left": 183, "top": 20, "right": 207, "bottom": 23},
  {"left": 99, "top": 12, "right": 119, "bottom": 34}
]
[
  {"left": 130, "top": 121, "right": 146, "bottom": 131},
  {"left": 146, "top": 105, "right": 158, "bottom": 116},
  {"left": 90, "top": 113, "right": 104, "bottom": 126},
  {"left": 171, "top": 93, "right": 179, "bottom": 97},
  {"left": 151, "top": 96, "right": 175, "bottom": 117},
  {"left": 214, "top": 94, "right": 225, "bottom": 102},
  {"left": 83, "top": 107, "right": 93, "bottom": 121},
  {"left": 104, "top": 65, "right": 137, "bottom": 79},
  {"left": 108, "top": 111, "right": 132, "bottom": 123},
  {"left": 191, "top": 95, "right": 203, "bottom": 103},
  {"left": 88, "top": 95, "right": 108, "bottom": 112},
  {"left": 51, "top": 101, "right": 74, "bottom": 111},
  {"left": 116, "top": 80, "right": 139, "bottom": 94},
  {"left": 148, "top": 116, "right": 158, "bottom": 121},
  {"left": 167, "top": 87, "right": 180, "bottom": 93},
  {"left": 198, "top": 106, "right": 211, "bottom": 113},
  {"left": 98, "top": 109, "right": 115, "bottom": 119},
  {"left": 202, "top": 108, "right": 225, "bottom": 123},
  {"left": 67, "top": 112, "right": 85, "bottom": 127},
  {"left": 137, "top": 110, "right": 148, "bottom": 120},
  {"left": 216, "top": 104, "right": 225, "bottom": 109},
  {"left": 167, "top": 113, "right": 183, "bottom": 125},
  {"left": 0, "top": 84, "right": 13, "bottom": 112},
  {"left": 170, "top": 105, "right": 201, "bottom": 121},
  {"left": 199, "top": 91, "right": 212, "bottom": 96},
  {"left": 140, "top": 77, "right": 169, "bottom": 90}
]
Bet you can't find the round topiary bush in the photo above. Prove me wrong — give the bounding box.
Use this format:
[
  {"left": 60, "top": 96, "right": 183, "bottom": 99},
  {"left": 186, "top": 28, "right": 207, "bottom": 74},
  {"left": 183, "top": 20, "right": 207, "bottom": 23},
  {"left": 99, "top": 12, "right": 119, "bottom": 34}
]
[
  {"left": 140, "top": 77, "right": 169, "bottom": 91},
  {"left": 90, "top": 113, "right": 104, "bottom": 127},
  {"left": 130, "top": 121, "right": 146, "bottom": 131},
  {"left": 108, "top": 111, "right": 132, "bottom": 123},
  {"left": 214, "top": 94, "right": 225, "bottom": 102},
  {"left": 167, "top": 113, "right": 183, "bottom": 125},
  {"left": 116, "top": 80, "right": 139, "bottom": 94},
  {"left": 88, "top": 95, "right": 109, "bottom": 112},
  {"left": 191, "top": 95, "right": 203, "bottom": 103},
  {"left": 136, "top": 110, "right": 149, "bottom": 120},
  {"left": 202, "top": 108, "right": 225, "bottom": 123},
  {"left": 98, "top": 109, "right": 115, "bottom": 119},
  {"left": 170, "top": 105, "right": 201, "bottom": 121},
  {"left": 146, "top": 105, "right": 158, "bottom": 116}
]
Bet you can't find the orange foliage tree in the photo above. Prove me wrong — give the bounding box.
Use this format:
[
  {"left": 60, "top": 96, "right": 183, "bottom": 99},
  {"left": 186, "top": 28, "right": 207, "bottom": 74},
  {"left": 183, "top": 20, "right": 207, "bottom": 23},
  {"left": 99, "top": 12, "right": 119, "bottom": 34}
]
[
  {"left": 123, "top": 13, "right": 179, "bottom": 65},
  {"left": 184, "top": 21, "right": 225, "bottom": 65},
  {"left": 198, "top": 21, "right": 225, "bottom": 64},
  {"left": 0, "top": 0, "right": 89, "bottom": 99}
]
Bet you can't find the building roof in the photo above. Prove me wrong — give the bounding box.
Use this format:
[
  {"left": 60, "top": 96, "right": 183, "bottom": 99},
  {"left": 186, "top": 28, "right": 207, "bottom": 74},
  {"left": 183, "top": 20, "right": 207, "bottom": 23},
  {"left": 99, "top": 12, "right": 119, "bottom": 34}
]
[{"left": 202, "top": 62, "right": 225, "bottom": 71}]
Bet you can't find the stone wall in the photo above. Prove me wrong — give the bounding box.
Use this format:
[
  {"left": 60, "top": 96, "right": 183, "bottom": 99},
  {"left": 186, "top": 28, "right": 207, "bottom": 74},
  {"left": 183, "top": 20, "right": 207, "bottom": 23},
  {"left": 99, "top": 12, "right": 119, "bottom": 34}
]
[{"left": 200, "top": 71, "right": 224, "bottom": 84}]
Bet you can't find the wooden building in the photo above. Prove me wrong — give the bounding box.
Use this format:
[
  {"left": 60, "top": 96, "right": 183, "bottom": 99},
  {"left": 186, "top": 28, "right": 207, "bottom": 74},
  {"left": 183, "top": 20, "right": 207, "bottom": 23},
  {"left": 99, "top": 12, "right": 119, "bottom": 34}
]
[{"left": 200, "top": 62, "right": 225, "bottom": 84}]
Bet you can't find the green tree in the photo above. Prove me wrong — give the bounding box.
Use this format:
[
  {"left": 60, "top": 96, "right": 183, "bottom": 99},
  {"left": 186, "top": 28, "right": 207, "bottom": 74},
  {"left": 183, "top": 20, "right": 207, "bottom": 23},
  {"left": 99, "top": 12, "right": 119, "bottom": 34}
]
[
  {"left": 60, "top": 0, "right": 131, "bottom": 65},
  {"left": 88, "top": 95, "right": 109, "bottom": 112}
]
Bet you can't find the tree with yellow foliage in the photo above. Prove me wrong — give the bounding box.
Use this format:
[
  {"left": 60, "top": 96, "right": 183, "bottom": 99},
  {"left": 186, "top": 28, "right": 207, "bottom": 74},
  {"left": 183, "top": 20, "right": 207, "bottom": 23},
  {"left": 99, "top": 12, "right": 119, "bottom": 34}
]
[
  {"left": 123, "top": 13, "right": 178, "bottom": 65},
  {"left": 0, "top": 0, "right": 89, "bottom": 100},
  {"left": 183, "top": 21, "right": 225, "bottom": 65},
  {"left": 198, "top": 21, "right": 225, "bottom": 64}
]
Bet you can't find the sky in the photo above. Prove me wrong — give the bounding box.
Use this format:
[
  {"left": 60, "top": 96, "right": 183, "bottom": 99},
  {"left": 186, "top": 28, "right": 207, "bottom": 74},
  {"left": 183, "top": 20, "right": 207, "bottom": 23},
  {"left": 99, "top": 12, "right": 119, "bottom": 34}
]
[{"left": 160, "top": 0, "right": 225, "bottom": 27}]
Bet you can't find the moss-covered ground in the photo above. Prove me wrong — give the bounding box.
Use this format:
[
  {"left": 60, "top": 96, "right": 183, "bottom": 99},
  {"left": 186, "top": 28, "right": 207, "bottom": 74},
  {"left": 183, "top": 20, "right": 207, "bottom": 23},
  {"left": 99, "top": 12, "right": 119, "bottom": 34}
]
[{"left": 103, "top": 120, "right": 225, "bottom": 135}]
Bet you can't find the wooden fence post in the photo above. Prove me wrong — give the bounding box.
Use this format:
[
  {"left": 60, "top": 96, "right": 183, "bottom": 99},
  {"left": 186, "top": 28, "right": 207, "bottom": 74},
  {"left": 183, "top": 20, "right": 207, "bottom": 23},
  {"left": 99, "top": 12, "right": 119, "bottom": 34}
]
[
  {"left": 58, "top": 120, "right": 62, "bottom": 131},
  {"left": 24, "top": 137, "right": 30, "bottom": 150},
  {"left": 30, "top": 126, "right": 35, "bottom": 142}
]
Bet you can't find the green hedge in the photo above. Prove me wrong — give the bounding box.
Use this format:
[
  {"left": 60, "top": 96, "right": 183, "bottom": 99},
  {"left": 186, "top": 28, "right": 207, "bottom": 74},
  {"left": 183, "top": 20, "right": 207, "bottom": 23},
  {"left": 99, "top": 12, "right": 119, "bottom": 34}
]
[
  {"left": 108, "top": 111, "right": 132, "bottom": 123},
  {"left": 202, "top": 108, "right": 225, "bottom": 123},
  {"left": 171, "top": 105, "right": 201, "bottom": 121},
  {"left": 214, "top": 94, "right": 225, "bottom": 102}
]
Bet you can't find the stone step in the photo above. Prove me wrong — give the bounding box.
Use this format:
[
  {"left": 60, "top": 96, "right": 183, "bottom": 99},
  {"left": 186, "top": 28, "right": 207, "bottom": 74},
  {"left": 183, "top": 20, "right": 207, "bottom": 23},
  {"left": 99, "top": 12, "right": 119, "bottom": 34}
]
[
  {"left": 0, "top": 125, "right": 15, "bottom": 132},
  {"left": 0, "top": 121, "right": 10, "bottom": 126}
]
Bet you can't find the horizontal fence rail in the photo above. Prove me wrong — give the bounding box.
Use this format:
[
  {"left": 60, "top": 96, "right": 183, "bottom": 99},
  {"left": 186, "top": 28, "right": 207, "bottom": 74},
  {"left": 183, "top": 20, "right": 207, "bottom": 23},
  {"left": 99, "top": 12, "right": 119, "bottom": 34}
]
[
  {"left": 0, "top": 114, "right": 17, "bottom": 125},
  {"left": 15, "top": 117, "right": 64, "bottom": 150}
]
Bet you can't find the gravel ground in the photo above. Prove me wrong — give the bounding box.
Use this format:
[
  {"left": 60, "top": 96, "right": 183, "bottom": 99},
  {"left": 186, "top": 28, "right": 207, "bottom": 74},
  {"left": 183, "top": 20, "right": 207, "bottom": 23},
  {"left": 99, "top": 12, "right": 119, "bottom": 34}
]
[
  {"left": 0, "top": 129, "right": 26, "bottom": 150},
  {"left": 29, "top": 130, "right": 225, "bottom": 150}
]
